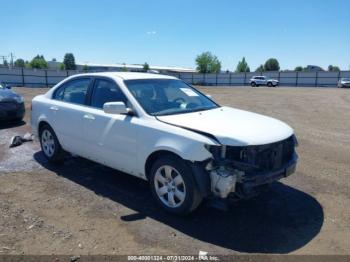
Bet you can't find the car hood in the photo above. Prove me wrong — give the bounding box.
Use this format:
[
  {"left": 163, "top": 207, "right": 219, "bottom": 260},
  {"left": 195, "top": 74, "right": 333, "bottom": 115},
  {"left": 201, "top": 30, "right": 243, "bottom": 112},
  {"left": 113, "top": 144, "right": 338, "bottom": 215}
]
[
  {"left": 157, "top": 106, "right": 294, "bottom": 146},
  {"left": 0, "top": 89, "right": 20, "bottom": 99}
]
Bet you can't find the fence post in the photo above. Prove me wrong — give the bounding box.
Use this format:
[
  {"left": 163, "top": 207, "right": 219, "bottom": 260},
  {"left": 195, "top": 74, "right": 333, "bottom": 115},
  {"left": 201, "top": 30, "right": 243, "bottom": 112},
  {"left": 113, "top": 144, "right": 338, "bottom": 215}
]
[
  {"left": 296, "top": 72, "right": 299, "bottom": 86},
  {"left": 192, "top": 72, "right": 194, "bottom": 84},
  {"left": 338, "top": 71, "right": 341, "bottom": 83},
  {"left": 21, "top": 67, "right": 25, "bottom": 86},
  {"left": 216, "top": 73, "right": 218, "bottom": 86},
  {"left": 203, "top": 73, "right": 206, "bottom": 86},
  {"left": 244, "top": 72, "right": 247, "bottom": 86},
  {"left": 315, "top": 72, "right": 318, "bottom": 87},
  {"left": 45, "top": 70, "right": 48, "bottom": 87},
  {"left": 278, "top": 71, "right": 280, "bottom": 82},
  {"left": 66, "top": 70, "right": 69, "bottom": 77},
  {"left": 229, "top": 73, "right": 232, "bottom": 86}
]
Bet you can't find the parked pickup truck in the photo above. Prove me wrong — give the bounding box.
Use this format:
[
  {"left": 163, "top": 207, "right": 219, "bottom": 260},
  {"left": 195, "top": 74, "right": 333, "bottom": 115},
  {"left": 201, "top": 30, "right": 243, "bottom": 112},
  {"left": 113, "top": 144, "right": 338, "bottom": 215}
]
[
  {"left": 31, "top": 72, "right": 298, "bottom": 214},
  {"left": 250, "top": 76, "right": 279, "bottom": 87}
]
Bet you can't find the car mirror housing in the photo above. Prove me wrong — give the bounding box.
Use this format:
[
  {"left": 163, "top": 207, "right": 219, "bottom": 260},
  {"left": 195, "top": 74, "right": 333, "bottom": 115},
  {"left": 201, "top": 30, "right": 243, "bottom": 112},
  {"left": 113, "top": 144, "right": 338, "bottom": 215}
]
[{"left": 103, "top": 102, "right": 130, "bottom": 115}]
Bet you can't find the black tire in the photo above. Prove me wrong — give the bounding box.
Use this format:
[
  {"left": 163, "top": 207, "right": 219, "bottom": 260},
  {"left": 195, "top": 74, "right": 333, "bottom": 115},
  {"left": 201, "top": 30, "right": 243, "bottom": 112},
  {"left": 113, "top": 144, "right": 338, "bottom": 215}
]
[
  {"left": 267, "top": 82, "right": 273, "bottom": 87},
  {"left": 149, "top": 155, "right": 202, "bottom": 215},
  {"left": 251, "top": 82, "right": 256, "bottom": 87},
  {"left": 39, "top": 124, "right": 65, "bottom": 163}
]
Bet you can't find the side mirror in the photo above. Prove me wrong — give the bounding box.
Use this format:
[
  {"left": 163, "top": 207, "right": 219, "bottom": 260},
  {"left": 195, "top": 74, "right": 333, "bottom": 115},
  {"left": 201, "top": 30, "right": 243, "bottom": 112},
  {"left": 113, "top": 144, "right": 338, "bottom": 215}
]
[
  {"left": 103, "top": 102, "right": 131, "bottom": 115},
  {"left": 206, "top": 94, "right": 212, "bottom": 98}
]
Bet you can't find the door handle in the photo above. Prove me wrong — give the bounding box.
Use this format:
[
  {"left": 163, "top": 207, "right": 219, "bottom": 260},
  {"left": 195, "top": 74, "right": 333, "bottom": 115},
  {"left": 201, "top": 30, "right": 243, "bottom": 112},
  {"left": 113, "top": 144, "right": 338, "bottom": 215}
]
[
  {"left": 50, "top": 106, "right": 59, "bottom": 111},
  {"left": 83, "top": 114, "right": 95, "bottom": 120}
]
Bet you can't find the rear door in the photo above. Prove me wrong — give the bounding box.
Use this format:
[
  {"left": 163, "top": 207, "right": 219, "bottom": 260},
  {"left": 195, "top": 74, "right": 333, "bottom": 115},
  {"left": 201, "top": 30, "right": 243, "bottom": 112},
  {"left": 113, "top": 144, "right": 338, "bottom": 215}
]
[
  {"left": 50, "top": 77, "right": 92, "bottom": 155},
  {"left": 82, "top": 77, "right": 138, "bottom": 175}
]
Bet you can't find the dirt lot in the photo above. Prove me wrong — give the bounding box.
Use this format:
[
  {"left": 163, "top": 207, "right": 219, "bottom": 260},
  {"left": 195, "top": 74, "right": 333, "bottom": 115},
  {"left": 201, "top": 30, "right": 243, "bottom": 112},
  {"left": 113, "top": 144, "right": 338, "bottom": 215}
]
[{"left": 0, "top": 86, "right": 350, "bottom": 255}]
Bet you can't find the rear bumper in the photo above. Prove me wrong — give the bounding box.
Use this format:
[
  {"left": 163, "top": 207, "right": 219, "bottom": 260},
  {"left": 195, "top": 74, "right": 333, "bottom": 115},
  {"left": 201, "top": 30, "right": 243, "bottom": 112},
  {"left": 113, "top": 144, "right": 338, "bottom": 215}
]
[{"left": 0, "top": 102, "right": 25, "bottom": 121}]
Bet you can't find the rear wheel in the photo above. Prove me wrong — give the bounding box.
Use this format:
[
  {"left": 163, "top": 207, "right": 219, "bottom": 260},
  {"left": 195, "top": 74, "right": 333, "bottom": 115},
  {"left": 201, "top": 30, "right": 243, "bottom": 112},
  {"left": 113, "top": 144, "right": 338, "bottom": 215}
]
[
  {"left": 251, "top": 82, "right": 257, "bottom": 87},
  {"left": 267, "top": 82, "right": 273, "bottom": 87},
  {"left": 149, "top": 155, "right": 202, "bottom": 215},
  {"left": 39, "top": 124, "right": 65, "bottom": 163}
]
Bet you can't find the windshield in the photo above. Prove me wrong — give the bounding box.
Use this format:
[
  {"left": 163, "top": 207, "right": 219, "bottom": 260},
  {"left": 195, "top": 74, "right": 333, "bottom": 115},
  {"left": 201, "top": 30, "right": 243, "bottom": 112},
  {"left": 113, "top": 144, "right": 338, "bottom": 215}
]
[
  {"left": 124, "top": 79, "right": 219, "bottom": 116},
  {"left": 342, "top": 78, "right": 350, "bottom": 81}
]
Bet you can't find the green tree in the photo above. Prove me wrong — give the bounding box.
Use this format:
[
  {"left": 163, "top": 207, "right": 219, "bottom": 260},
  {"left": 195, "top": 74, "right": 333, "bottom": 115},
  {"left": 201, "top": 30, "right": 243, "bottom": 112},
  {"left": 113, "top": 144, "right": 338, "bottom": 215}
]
[
  {"left": 295, "top": 66, "right": 303, "bottom": 71},
  {"left": 195, "top": 51, "right": 221, "bottom": 73},
  {"left": 59, "top": 63, "right": 65, "bottom": 70},
  {"left": 83, "top": 64, "right": 89, "bottom": 72},
  {"left": 121, "top": 65, "right": 128, "bottom": 72},
  {"left": 63, "top": 53, "right": 76, "bottom": 70},
  {"left": 328, "top": 65, "right": 340, "bottom": 72},
  {"left": 14, "top": 58, "right": 25, "bottom": 68},
  {"left": 264, "top": 58, "right": 280, "bottom": 71},
  {"left": 235, "top": 57, "right": 250, "bottom": 72},
  {"left": 255, "top": 64, "right": 264, "bottom": 72},
  {"left": 29, "top": 55, "right": 48, "bottom": 69},
  {"left": 143, "top": 62, "right": 150, "bottom": 71}
]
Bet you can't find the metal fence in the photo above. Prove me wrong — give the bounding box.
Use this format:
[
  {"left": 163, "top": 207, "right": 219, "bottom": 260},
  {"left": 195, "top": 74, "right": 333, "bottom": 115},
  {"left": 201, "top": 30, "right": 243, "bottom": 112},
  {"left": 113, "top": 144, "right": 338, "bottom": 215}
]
[
  {"left": 168, "top": 71, "right": 350, "bottom": 87},
  {"left": 0, "top": 67, "right": 349, "bottom": 87}
]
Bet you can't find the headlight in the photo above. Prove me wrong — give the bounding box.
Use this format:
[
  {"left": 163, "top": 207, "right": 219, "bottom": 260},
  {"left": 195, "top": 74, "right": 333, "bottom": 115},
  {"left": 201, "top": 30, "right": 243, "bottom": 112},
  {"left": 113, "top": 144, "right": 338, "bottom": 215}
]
[{"left": 14, "top": 96, "right": 24, "bottom": 103}]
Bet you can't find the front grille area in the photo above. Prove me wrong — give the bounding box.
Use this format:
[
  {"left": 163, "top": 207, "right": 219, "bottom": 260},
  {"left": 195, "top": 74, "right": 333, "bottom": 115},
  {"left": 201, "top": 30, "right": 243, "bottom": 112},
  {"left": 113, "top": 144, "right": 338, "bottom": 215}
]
[{"left": 226, "top": 135, "right": 296, "bottom": 173}]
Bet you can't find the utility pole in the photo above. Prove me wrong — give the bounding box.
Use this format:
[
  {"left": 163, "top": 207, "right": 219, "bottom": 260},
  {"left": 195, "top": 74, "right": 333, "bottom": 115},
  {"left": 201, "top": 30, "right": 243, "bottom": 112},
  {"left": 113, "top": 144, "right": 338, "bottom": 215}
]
[
  {"left": 0, "top": 55, "right": 7, "bottom": 65},
  {"left": 9, "top": 52, "right": 15, "bottom": 68}
]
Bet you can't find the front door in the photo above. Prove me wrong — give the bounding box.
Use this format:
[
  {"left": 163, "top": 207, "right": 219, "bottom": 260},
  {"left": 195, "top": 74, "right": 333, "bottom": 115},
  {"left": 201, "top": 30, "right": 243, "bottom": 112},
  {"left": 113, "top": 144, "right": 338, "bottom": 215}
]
[{"left": 82, "top": 78, "right": 138, "bottom": 175}]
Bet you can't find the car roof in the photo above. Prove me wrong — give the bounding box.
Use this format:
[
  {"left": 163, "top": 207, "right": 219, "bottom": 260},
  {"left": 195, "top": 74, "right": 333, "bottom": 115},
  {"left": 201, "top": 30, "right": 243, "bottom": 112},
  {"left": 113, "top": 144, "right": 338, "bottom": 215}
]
[{"left": 72, "top": 72, "right": 178, "bottom": 80}]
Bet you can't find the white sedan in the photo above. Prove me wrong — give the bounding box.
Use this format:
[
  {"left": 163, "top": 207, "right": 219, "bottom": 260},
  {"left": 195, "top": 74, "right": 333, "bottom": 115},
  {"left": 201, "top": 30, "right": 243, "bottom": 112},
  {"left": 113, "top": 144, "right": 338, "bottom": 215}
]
[{"left": 31, "top": 72, "right": 298, "bottom": 214}]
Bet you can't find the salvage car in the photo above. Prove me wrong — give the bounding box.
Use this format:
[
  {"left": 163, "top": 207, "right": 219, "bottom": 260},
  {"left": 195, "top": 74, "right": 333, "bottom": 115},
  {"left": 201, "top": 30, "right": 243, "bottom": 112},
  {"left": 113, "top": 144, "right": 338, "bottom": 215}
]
[
  {"left": 250, "top": 76, "right": 279, "bottom": 87},
  {"left": 31, "top": 72, "right": 298, "bottom": 214},
  {"left": 0, "top": 83, "right": 25, "bottom": 122}
]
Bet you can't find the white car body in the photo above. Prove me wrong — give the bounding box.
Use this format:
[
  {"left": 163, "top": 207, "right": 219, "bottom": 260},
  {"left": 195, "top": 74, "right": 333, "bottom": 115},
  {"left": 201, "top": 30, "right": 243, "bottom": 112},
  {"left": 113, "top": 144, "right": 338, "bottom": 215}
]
[
  {"left": 31, "top": 72, "right": 297, "bottom": 212},
  {"left": 250, "top": 76, "right": 279, "bottom": 87},
  {"left": 337, "top": 78, "right": 350, "bottom": 88}
]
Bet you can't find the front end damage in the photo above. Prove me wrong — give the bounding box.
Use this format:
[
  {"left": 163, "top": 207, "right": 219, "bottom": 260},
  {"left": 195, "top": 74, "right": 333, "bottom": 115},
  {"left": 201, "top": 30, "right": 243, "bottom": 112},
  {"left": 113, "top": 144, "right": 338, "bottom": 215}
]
[{"left": 204, "top": 135, "right": 298, "bottom": 201}]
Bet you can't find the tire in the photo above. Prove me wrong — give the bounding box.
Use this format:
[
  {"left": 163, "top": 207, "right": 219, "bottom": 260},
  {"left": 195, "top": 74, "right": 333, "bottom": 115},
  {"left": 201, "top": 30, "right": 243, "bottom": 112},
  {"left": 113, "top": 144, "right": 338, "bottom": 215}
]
[
  {"left": 251, "top": 82, "right": 256, "bottom": 87},
  {"left": 39, "top": 124, "right": 65, "bottom": 163},
  {"left": 267, "top": 82, "right": 273, "bottom": 87},
  {"left": 149, "top": 155, "right": 202, "bottom": 215}
]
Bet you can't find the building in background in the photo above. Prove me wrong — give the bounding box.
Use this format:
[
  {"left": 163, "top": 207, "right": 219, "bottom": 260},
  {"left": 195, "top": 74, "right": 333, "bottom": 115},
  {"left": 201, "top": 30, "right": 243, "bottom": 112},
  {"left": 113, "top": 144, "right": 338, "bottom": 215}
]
[
  {"left": 304, "top": 65, "right": 324, "bottom": 72},
  {"left": 77, "top": 62, "right": 196, "bottom": 74}
]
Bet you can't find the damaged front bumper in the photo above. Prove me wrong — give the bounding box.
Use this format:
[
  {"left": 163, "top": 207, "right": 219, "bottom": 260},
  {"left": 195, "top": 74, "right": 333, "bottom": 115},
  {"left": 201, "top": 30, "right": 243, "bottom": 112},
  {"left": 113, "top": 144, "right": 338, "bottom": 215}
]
[{"left": 204, "top": 135, "right": 298, "bottom": 200}]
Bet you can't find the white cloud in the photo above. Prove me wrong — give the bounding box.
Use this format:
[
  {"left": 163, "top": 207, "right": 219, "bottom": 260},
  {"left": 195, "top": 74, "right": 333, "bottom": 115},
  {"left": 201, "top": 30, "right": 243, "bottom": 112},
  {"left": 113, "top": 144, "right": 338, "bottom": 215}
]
[{"left": 146, "top": 31, "right": 157, "bottom": 35}]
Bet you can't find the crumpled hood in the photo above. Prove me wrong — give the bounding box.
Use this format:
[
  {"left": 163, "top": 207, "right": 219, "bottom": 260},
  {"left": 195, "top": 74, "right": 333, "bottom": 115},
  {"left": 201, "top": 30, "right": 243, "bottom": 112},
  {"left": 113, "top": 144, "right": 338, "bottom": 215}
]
[{"left": 157, "top": 106, "right": 294, "bottom": 146}]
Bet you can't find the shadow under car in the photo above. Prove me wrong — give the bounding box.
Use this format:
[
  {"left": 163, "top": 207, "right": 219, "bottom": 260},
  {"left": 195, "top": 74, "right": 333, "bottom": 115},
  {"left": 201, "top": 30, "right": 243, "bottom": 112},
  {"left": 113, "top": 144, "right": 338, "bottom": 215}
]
[{"left": 34, "top": 151, "right": 323, "bottom": 254}]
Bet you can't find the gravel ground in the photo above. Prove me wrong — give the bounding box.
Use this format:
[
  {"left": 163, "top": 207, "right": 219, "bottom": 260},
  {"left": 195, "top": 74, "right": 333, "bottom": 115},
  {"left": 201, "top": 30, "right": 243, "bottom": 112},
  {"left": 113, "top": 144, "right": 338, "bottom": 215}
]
[{"left": 0, "top": 86, "right": 349, "bottom": 255}]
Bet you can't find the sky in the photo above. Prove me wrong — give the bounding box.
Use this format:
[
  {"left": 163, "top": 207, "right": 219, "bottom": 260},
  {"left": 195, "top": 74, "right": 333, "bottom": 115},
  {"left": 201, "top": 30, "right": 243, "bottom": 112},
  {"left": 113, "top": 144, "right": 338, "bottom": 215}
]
[{"left": 1, "top": 0, "right": 350, "bottom": 71}]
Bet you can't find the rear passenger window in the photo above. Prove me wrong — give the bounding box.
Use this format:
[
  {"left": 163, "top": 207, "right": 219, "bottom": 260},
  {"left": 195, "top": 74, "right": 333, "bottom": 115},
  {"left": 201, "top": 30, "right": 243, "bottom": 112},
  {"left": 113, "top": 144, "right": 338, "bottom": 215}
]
[
  {"left": 53, "top": 78, "right": 90, "bottom": 105},
  {"left": 91, "top": 79, "right": 127, "bottom": 109}
]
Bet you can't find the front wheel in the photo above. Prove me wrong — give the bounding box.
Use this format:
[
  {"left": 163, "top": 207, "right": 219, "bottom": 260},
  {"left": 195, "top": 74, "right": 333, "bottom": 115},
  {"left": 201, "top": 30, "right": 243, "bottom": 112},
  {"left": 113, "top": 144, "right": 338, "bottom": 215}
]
[
  {"left": 251, "top": 82, "right": 256, "bottom": 87},
  {"left": 149, "top": 155, "right": 202, "bottom": 215}
]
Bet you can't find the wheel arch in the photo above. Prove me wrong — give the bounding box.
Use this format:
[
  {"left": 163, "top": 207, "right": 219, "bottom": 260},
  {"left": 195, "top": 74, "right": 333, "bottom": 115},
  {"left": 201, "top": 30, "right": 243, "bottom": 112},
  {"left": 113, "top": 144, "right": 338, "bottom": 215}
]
[
  {"left": 144, "top": 149, "right": 211, "bottom": 197},
  {"left": 145, "top": 150, "right": 182, "bottom": 180}
]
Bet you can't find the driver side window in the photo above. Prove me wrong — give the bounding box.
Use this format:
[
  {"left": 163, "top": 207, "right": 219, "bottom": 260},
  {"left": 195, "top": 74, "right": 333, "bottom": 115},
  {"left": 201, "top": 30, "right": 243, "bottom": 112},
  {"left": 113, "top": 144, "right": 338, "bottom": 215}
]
[{"left": 90, "top": 79, "right": 127, "bottom": 109}]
